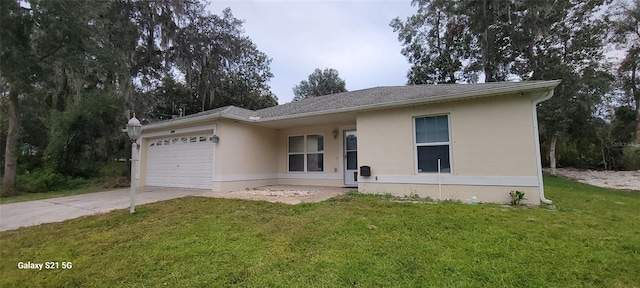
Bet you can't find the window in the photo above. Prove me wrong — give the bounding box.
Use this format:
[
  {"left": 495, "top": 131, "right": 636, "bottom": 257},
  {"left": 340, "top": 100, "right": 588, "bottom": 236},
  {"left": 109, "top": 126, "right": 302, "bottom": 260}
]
[
  {"left": 288, "top": 135, "right": 324, "bottom": 172},
  {"left": 415, "top": 115, "right": 451, "bottom": 173}
]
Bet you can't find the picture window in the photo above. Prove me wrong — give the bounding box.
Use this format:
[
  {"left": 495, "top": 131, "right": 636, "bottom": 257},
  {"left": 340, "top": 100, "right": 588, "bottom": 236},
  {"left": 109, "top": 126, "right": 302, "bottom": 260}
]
[
  {"left": 288, "top": 135, "right": 324, "bottom": 172},
  {"left": 415, "top": 115, "right": 451, "bottom": 173}
]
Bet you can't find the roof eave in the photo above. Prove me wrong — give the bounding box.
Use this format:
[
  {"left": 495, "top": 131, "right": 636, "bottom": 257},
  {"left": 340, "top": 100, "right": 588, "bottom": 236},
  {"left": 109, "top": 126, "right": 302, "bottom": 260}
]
[
  {"left": 140, "top": 80, "right": 561, "bottom": 129},
  {"left": 257, "top": 80, "right": 561, "bottom": 123},
  {"left": 142, "top": 112, "right": 224, "bottom": 131}
]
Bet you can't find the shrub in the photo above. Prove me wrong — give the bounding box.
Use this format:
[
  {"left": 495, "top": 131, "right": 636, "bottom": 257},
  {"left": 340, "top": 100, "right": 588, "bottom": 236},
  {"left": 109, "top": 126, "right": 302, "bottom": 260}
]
[
  {"left": 17, "top": 169, "right": 88, "bottom": 193},
  {"left": 509, "top": 190, "right": 526, "bottom": 206},
  {"left": 103, "top": 176, "right": 130, "bottom": 188},
  {"left": 622, "top": 144, "right": 640, "bottom": 171}
]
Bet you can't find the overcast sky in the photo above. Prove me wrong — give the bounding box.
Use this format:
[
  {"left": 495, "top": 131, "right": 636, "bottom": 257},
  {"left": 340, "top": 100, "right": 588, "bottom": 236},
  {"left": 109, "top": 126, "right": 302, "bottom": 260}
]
[{"left": 209, "top": 1, "right": 417, "bottom": 104}]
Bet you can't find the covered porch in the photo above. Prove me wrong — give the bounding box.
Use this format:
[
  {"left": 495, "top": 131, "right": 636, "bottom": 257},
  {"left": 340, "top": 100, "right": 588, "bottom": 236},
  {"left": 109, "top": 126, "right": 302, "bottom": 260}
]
[{"left": 212, "top": 108, "right": 359, "bottom": 191}]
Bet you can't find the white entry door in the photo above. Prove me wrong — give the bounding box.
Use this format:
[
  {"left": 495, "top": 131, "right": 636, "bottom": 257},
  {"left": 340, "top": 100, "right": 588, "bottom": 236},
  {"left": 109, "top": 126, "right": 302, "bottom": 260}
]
[
  {"left": 344, "top": 130, "right": 358, "bottom": 187},
  {"left": 146, "top": 134, "right": 214, "bottom": 189}
]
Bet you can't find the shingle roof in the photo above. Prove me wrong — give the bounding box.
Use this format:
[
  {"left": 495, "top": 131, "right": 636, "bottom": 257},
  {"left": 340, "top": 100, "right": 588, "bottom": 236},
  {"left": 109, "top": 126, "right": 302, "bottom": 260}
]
[
  {"left": 256, "top": 81, "right": 558, "bottom": 119},
  {"left": 143, "top": 105, "right": 255, "bottom": 127},
  {"left": 144, "top": 80, "right": 560, "bottom": 129}
]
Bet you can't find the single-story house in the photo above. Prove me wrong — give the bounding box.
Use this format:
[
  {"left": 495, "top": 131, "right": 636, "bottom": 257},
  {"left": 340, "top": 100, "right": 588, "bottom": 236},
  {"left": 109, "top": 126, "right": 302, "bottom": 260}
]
[{"left": 137, "top": 80, "right": 560, "bottom": 205}]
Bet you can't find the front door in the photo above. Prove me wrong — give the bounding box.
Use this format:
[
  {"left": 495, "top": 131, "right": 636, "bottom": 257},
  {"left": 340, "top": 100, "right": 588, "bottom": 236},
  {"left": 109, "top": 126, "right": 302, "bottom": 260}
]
[{"left": 344, "top": 130, "right": 358, "bottom": 187}]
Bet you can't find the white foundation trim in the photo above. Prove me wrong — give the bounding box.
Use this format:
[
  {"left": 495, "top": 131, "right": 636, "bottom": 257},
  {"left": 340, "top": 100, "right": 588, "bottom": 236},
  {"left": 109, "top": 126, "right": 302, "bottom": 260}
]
[
  {"left": 278, "top": 173, "right": 342, "bottom": 180},
  {"left": 212, "top": 173, "right": 342, "bottom": 182},
  {"left": 359, "top": 175, "right": 539, "bottom": 187},
  {"left": 213, "top": 174, "right": 278, "bottom": 182}
]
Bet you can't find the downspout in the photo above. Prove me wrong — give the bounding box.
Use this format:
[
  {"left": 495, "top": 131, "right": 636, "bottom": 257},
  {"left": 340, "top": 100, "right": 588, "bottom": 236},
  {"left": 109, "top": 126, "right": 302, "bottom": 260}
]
[{"left": 532, "top": 90, "right": 555, "bottom": 205}]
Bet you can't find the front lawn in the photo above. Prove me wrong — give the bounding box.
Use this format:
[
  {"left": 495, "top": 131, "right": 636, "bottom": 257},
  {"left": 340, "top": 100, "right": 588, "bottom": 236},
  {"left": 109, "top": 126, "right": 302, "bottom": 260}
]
[{"left": 1, "top": 175, "right": 639, "bottom": 287}]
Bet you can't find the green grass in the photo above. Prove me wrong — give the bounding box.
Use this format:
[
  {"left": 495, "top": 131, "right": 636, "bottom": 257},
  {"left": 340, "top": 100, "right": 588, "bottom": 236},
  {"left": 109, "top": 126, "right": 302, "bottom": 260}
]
[
  {"left": 1, "top": 175, "right": 639, "bottom": 287},
  {"left": 0, "top": 162, "right": 128, "bottom": 204}
]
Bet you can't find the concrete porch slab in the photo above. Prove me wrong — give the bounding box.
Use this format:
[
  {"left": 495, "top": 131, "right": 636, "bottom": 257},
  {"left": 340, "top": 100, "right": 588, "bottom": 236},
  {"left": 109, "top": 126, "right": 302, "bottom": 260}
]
[{"left": 199, "top": 185, "right": 355, "bottom": 205}]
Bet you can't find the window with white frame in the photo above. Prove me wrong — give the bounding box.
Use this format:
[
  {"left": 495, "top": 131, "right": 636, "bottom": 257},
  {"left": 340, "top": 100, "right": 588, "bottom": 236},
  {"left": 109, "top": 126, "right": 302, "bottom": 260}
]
[
  {"left": 415, "top": 115, "right": 451, "bottom": 173},
  {"left": 288, "top": 135, "right": 324, "bottom": 172}
]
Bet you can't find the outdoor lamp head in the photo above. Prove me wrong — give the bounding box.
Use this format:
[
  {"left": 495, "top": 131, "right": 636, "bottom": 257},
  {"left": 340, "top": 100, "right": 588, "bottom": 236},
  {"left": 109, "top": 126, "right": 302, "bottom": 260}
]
[{"left": 126, "top": 116, "right": 142, "bottom": 141}]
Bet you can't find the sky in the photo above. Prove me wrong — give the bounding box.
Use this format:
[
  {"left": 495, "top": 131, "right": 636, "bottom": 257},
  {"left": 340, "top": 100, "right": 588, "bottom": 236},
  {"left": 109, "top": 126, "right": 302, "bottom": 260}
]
[{"left": 209, "top": 1, "right": 418, "bottom": 104}]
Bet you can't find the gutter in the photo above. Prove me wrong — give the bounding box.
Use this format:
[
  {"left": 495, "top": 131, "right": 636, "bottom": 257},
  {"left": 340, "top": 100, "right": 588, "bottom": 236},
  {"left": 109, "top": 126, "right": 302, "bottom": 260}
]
[{"left": 531, "top": 89, "right": 557, "bottom": 205}]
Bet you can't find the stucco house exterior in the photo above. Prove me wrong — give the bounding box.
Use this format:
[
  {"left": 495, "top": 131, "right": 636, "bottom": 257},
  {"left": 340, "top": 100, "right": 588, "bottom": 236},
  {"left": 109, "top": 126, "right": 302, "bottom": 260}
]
[{"left": 137, "top": 80, "right": 560, "bottom": 205}]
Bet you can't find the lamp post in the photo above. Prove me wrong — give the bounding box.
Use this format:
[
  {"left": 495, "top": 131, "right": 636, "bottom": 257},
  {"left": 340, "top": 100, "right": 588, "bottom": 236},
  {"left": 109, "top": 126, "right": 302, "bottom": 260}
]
[{"left": 126, "top": 115, "right": 142, "bottom": 214}]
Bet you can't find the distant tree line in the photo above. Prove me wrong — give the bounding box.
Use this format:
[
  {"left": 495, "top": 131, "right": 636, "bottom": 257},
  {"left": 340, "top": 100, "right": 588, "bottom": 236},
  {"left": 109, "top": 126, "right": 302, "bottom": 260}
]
[{"left": 391, "top": 0, "right": 640, "bottom": 173}]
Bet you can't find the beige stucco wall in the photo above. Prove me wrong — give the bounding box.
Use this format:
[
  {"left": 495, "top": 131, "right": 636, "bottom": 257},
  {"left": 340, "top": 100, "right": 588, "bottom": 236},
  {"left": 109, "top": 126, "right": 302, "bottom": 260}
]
[
  {"left": 357, "top": 92, "right": 542, "bottom": 205},
  {"left": 275, "top": 123, "right": 352, "bottom": 187},
  {"left": 212, "top": 120, "right": 279, "bottom": 190},
  {"left": 215, "top": 120, "right": 278, "bottom": 176}
]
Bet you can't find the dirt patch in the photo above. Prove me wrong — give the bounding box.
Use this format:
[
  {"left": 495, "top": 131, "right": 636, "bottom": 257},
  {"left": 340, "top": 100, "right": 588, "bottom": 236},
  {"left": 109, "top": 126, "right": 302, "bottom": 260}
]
[
  {"left": 200, "top": 185, "right": 352, "bottom": 204},
  {"left": 546, "top": 168, "right": 640, "bottom": 191},
  {"left": 240, "top": 189, "right": 314, "bottom": 197}
]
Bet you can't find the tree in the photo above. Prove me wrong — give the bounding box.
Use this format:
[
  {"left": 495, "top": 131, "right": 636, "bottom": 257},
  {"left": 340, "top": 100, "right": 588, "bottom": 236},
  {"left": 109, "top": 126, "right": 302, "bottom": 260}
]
[
  {"left": 292, "top": 68, "right": 347, "bottom": 101},
  {"left": 515, "top": 0, "right": 611, "bottom": 174},
  {"left": 0, "top": 0, "right": 185, "bottom": 192},
  {"left": 169, "top": 7, "right": 276, "bottom": 114},
  {"left": 1, "top": 0, "right": 38, "bottom": 195},
  {"left": 390, "top": 0, "right": 470, "bottom": 84},
  {"left": 462, "top": 0, "right": 517, "bottom": 82},
  {"left": 391, "top": 0, "right": 516, "bottom": 84},
  {"left": 610, "top": 0, "right": 640, "bottom": 143}
]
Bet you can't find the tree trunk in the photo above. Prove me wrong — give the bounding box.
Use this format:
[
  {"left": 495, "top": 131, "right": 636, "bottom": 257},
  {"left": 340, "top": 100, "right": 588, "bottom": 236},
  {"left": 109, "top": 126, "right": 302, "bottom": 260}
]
[
  {"left": 601, "top": 144, "right": 607, "bottom": 170},
  {"left": 632, "top": 62, "right": 639, "bottom": 144},
  {"left": 481, "top": 0, "right": 495, "bottom": 82},
  {"left": 636, "top": 106, "right": 640, "bottom": 144},
  {"left": 550, "top": 134, "right": 558, "bottom": 176},
  {"left": 2, "top": 87, "right": 20, "bottom": 196}
]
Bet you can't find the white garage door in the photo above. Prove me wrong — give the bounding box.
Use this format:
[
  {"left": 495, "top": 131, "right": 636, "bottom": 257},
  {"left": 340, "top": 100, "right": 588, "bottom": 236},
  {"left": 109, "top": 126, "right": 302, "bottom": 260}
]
[{"left": 146, "top": 134, "right": 214, "bottom": 189}]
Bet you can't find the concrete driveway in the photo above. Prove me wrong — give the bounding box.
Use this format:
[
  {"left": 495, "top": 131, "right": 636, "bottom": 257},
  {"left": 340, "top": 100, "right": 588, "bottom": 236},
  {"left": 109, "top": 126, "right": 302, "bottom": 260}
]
[{"left": 0, "top": 187, "right": 206, "bottom": 232}]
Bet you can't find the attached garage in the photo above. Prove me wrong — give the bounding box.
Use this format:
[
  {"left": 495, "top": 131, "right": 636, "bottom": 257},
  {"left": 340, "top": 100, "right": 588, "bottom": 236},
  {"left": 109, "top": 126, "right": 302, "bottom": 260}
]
[{"left": 145, "top": 133, "right": 214, "bottom": 189}]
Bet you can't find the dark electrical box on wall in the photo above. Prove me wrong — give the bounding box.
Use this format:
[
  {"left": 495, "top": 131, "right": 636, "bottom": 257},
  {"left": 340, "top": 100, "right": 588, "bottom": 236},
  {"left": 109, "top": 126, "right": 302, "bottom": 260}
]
[{"left": 360, "top": 166, "right": 371, "bottom": 177}]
